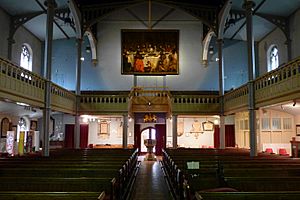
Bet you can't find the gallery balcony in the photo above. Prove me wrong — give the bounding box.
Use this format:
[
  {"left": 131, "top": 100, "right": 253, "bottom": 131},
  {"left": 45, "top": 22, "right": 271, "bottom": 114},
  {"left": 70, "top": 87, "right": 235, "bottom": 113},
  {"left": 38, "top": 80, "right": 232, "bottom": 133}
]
[
  {"left": 224, "top": 56, "right": 300, "bottom": 114},
  {"left": 0, "top": 57, "right": 76, "bottom": 114}
]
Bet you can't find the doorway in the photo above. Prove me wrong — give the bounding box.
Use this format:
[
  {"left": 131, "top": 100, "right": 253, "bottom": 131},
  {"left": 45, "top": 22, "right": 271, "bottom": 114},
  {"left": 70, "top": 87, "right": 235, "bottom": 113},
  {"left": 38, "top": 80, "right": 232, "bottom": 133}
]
[
  {"left": 135, "top": 124, "right": 166, "bottom": 156},
  {"left": 140, "top": 127, "right": 156, "bottom": 153}
]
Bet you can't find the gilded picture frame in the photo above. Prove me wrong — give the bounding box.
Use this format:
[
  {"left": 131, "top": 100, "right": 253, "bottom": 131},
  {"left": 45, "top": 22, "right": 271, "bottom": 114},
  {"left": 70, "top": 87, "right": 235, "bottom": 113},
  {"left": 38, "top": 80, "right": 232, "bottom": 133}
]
[{"left": 121, "top": 29, "right": 179, "bottom": 75}]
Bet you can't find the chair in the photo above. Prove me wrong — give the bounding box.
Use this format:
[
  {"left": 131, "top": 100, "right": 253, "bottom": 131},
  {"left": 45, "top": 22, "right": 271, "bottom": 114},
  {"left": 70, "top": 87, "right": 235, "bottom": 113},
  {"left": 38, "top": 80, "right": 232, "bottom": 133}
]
[
  {"left": 265, "top": 148, "right": 273, "bottom": 154},
  {"left": 279, "top": 148, "right": 289, "bottom": 156}
]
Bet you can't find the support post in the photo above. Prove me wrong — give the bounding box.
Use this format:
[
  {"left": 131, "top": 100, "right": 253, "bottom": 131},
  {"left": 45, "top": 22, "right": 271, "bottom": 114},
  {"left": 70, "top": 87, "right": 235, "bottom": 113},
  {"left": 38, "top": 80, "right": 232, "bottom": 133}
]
[
  {"left": 74, "top": 38, "right": 82, "bottom": 149},
  {"left": 172, "top": 115, "right": 177, "bottom": 149},
  {"left": 286, "top": 38, "right": 292, "bottom": 61},
  {"left": 217, "top": 38, "right": 225, "bottom": 149},
  {"left": 244, "top": 0, "right": 257, "bottom": 157},
  {"left": 7, "top": 36, "right": 14, "bottom": 60},
  {"left": 123, "top": 114, "right": 128, "bottom": 148},
  {"left": 42, "top": 0, "right": 56, "bottom": 157},
  {"left": 133, "top": 75, "right": 137, "bottom": 87}
]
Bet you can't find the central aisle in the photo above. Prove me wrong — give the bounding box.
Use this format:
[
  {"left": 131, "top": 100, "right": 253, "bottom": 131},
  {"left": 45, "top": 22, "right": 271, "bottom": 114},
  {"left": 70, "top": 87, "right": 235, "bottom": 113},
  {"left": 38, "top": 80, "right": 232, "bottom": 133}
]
[{"left": 129, "top": 157, "right": 173, "bottom": 200}]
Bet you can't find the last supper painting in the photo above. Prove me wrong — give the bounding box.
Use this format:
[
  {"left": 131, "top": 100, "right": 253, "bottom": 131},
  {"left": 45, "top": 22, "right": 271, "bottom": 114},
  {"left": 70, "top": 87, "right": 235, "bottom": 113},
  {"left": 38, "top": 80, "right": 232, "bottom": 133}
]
[{"left": 121, "top": 29, "right": 179, "bottom": 75}]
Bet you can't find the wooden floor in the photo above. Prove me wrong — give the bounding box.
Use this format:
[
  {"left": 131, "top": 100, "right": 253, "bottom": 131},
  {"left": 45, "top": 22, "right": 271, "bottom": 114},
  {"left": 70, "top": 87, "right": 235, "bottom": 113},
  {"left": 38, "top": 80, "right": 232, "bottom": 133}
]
[{"left": 129, "top": 156, "right": 173, "bottom": 200}]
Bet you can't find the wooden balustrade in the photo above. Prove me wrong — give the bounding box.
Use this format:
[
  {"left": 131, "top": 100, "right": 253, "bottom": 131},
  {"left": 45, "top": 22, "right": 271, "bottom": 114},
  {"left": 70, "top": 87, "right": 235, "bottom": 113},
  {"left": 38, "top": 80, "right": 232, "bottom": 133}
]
[
  {"left": 80, "top": 94, "right": 129, "bottom": 114},
  {"left": 172, "top": 95, "right": 220, "bottom": 114},
  {"left": 0, "top": 57, "right": 45, "bottom": 108},
  {"left": 51, "top": 83, "right": 76, "bottom": 114},
  {"left": 224, "top": 56, "right": 300, "bottom": 114},
  {"left": 1, "top": 55, "right": 300, "bottom": 116}
]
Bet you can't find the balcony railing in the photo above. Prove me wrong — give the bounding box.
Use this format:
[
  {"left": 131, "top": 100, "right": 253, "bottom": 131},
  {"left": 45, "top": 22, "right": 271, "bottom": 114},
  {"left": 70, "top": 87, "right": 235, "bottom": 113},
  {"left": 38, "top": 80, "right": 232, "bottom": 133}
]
[
  {"left": 80, "top": 94, "right": 128, "bottom": 114},
  {"left": 0, "top": 57, "right": 45, "bottom": 108},
  {"left": 172, "top": 94, "right": 220, "bottom": 114},
  {"left": 1, "top": 55, "right": 300, "bottom": 116},
  {"left": 224, "top": 56, "right": 300, "bottom": 114},
  {"left": 0, "top": 57, "right": 76, "bottom": 114}
]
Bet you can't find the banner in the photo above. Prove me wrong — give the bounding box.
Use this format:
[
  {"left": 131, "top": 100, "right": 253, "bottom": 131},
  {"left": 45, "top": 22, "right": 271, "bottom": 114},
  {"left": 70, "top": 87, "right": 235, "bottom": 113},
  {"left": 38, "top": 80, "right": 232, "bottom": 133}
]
[
  {"left": 6, "top": 131, "right": 15, "bottom": 155},
  {"left": 18, "top": 131, "right": 25, "bottom": 156},
  {"left": 33, "top": 131, "right": 39, "bottom": 151},
  {"left": 26, "top": 131, "right": 34, "bottom": 153}
]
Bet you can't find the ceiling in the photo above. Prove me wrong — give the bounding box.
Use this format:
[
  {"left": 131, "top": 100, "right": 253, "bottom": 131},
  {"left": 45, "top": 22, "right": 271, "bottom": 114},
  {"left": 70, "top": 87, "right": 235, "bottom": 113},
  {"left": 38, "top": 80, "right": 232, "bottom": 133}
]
[
  {"left": 0, "top": 100, "right": 42, "bottom": 118},
  {"left": 0, "top": 0, "right": 299, "bottom": 41}
]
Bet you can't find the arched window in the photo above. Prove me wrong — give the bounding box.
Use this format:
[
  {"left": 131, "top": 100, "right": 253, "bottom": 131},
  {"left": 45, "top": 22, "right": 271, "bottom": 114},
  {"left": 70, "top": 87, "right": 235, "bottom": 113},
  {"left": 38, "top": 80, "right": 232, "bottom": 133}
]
[
  {"left": 268, "top": 45, "right": 279, "bottom": 72},
  {"left": 20, "top": 44, "right": 32, "bottom": 71}
]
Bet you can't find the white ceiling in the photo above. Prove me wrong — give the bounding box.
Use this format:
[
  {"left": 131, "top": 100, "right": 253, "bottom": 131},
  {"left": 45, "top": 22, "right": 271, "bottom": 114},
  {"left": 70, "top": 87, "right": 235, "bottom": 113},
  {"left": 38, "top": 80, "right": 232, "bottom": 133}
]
[
  {"left": 0, "top": 100, "right": 42, "bottom": 118},
  {"left": 264, "top": 100, "right": 300, "bottom": 116}
]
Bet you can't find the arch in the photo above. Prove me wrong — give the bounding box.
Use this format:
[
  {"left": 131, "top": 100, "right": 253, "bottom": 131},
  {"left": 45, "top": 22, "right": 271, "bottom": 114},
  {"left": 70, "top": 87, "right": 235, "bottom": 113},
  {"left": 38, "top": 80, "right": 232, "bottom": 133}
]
[
  {"left": 1, "top": 117, "right": 10, "bottom": 138},
  {"left": 202, "top": 30, "right": 216, "bottom": 66},
  {"left": 20, "top": 43, "right": 33, "bottom": 71},
  {"left": 267, "top": 44, "right": 279, "bottom": 72},
  {"left": 84, "top": 30, "right": 98, "bottom": 65},
  {"left": 140, "top": 126, "right": 156, "bottom": 153}
]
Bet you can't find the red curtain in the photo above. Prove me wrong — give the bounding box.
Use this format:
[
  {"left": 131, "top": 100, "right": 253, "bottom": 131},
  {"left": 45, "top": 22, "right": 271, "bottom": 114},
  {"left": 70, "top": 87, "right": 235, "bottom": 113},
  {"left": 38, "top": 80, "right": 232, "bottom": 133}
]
[
  {"left": 214, "top": 125, "right": 235, "bottom": 148},
  {"left": 80, "top": 124, "right": 89, "bottom": 149},
  {"left": 225, "top": 125, "right": 235, "bottom": 147},
  {"left": 65, "top": 124, "right": 74, "bottom": 148},
  {"left": 214, "top": 125, "right": 220, "bottom": 148},
  {"left": 155, "top": 124, "right": 166, "bottom": 156},
  {"left": 65, "top": 124, "right": 89, "bottom": 149},
  {"left": 134, "top": 124, "right": 141, "bottom": 153}
]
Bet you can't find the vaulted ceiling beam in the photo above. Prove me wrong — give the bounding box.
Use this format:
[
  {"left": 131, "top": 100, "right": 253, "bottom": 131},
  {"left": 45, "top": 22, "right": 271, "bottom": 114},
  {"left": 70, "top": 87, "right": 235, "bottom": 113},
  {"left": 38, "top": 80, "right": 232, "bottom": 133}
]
[
  {"left": 230, "top": 0, "right": 266, "bottom": 40},
  {"left": 35, "top": 0, "right": 70, "bottom": 39}
]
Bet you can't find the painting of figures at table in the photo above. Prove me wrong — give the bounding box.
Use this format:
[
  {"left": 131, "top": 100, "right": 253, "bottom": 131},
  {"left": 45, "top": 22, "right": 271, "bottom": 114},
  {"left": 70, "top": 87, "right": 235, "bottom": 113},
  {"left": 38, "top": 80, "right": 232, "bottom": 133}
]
[{"left": 121, "top": 29, "right": 179, "bottom": 75}]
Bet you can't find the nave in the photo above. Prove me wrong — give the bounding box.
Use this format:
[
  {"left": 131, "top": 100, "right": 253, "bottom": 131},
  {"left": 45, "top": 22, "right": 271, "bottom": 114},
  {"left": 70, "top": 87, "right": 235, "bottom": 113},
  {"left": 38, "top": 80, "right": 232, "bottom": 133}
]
[
  {"left": 129, "top": 156, "right": 173, "bottom": 200},
  {"left": 2, "top": 147, "right": 300, "bottom": 200}
]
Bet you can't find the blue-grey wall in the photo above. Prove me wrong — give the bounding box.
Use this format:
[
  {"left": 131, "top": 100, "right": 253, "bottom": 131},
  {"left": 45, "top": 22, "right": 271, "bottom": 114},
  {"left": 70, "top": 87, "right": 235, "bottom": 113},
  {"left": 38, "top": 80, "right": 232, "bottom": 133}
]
[{"left": 50, "top": 2, "right": 248, "bottom": 91}]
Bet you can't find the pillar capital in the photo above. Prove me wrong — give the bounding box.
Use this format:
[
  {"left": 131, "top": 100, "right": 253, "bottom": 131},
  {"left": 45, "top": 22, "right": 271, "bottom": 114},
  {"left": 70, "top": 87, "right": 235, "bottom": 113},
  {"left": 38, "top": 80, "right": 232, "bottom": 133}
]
[
  {"left": 7, "top": 37, "right": 15, "bottom": 44},
  {"left": 243, "top": 0, "right": 255, "bottom": 10},
  {"left": 44, "top": 0, "right": 57, "bottom": 8}
]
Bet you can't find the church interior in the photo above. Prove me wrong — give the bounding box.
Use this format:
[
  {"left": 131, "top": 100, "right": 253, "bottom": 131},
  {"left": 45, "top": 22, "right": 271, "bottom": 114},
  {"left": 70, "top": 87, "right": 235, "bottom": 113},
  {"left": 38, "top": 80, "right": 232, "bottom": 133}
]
[{"left": 1, "top": 0, "right": 300, "bottom": 199}]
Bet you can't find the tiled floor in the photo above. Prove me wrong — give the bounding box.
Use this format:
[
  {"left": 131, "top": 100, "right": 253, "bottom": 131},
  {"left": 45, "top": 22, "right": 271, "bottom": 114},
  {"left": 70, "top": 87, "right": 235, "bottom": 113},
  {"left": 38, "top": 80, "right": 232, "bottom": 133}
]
[{"left": 129, "top": 156, "right": 173, "bottom": 200}]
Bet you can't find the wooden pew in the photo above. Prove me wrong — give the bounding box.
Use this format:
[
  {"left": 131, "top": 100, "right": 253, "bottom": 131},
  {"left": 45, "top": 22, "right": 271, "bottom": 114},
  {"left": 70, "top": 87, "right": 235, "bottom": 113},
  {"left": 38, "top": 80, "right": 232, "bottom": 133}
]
[
  {"left": 0, "top": 192, "right": 104, "bottom": 200},
  {"left": 195, "top": 191, "right": 300, "bottom": 200},
  {"left": 0, "top": 148, "right": 138, "bottom": 200}
]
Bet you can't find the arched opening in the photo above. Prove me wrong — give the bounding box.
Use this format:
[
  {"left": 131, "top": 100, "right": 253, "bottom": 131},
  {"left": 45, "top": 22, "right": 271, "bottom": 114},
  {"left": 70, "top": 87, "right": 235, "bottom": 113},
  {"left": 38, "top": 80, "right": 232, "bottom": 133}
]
[
  {"left": 140, "top": 127, "right": 156, "bottom": 153},
  {"left": 267, "top": 45, "right": 279, "bottom": 72},
  {"left": 20, "top": 43, "right": 33, "bottom": 71}
]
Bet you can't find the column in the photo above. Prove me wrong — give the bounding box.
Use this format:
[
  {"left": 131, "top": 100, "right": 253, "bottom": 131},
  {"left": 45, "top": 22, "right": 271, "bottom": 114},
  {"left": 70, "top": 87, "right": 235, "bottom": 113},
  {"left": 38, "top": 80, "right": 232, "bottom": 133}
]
[
  {"left": 74, "top": 38, "right": 82, "bottom": 149},
  {"left": 133, "top": 75, "right": 137, "bottom": 87},
  {"left": 42, "top": 0, "right": 56, "bottom": 156},
  {"left": 7, "top": 37, "right": 14, "bottom": 60},
  {"left": 286, "top": 38, "right": 292, "bottom": 61},
  {"left": 245, "top": 0, "right": 257, "bottom": 156},
  {"left": 123, "top": 114, "right": 128, "bottom": 148},
  {"left": 172, "top": 115, "right": 177, "bottom": 149},
  {"left": 217, "top": 38, "right": 225, "bottom": 149}
]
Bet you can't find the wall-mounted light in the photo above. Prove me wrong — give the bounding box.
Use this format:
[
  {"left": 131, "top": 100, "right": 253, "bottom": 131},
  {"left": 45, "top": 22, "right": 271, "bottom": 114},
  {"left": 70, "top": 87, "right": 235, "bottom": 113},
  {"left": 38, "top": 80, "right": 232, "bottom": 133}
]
[
  {"left": 85, "top": 46, "right": 91, "bottom": 53},
  {"left": 209, "top": 46, "right": 214, "bottom": 55}
]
